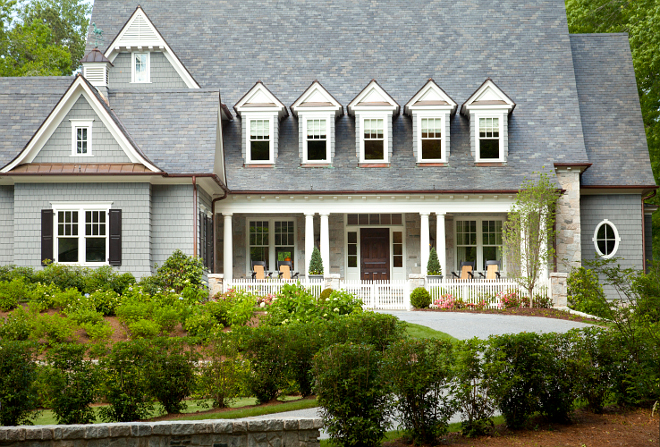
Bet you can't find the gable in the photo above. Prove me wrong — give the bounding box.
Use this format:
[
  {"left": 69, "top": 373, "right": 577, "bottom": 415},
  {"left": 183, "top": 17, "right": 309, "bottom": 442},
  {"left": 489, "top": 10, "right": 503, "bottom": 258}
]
[
  {"left": 109, "top": 52, "right": 188, "bottom": 89},
  {"left": 348, "top": 81, "right": 399, "bottom": 115},
  {"left": 290, "top": 81, "right": 342, "bottom": 116},
  {"left": 34, "top": 96, "right": 132, "bottom": 164}
]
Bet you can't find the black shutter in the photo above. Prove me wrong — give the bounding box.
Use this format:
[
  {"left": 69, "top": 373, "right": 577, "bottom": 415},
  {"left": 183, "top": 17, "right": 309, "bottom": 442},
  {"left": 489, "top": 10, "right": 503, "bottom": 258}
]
[
  {"left": 199, "top": 211, "right": 204, "bottom": 265},
  {"left": 208, "top": 216, "right": 214, "bottom": 271},
  {"left": 206, "top": 216, "right": 213, "bottom": 271},
  {"left": 108, "top": 209, "right": 122, "bottom": 266},
  {"left": 41, "top": 210, "right": 54, "bottom": 265}
]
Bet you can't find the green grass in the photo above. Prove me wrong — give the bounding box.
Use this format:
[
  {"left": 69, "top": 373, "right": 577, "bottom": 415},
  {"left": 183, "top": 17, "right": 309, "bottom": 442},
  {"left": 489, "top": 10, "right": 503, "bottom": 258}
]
[
  {"left": 403, "top": 322, "right": 458, "bottom": 343},
  {"left": 176, "top": 397, "right": 318, "bottom": 420}
]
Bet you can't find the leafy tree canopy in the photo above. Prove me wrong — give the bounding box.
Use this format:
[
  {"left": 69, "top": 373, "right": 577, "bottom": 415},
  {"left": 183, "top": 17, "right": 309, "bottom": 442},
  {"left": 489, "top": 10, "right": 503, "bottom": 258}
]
[
  {"left": 0, "top": 0, "right": 91, "bottom": 77},
  {"left": 566, "top": 0, "right": 660, "bottom": 258}
]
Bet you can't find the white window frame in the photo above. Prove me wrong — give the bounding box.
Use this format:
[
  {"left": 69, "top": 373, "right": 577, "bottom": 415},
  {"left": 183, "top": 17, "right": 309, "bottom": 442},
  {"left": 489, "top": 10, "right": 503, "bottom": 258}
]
[
  {"left": 302, "top": 113, "right": 332, "bottom": 164},
  {"left": 51, "top": 202, "right": 113, "bottom": 266},
  {"left": 245, "top": 217, "right": 297, "bottom": 273},
  {"left": 474, "top": 113, "right": 505, "bottom": 162},
  {"left": 131, "top": 51, "right": 150, "bottom": 83},
  {"left": 416, "top": 113, "right": 446, "bottom": 163},
  {"left": 359, "top": 113, "right": 389, "bottom": 163},
  {"left": 592, "top": 219, "right": 621, "bottom": 259},
  {"left": 245, "top": 115, "right": 275, "bottom": 164},
  {"left": 454, "top": 217, "right": 505, "bottom": 271},
  {"left": 70, "top": 119, "right": 94, "bottom": 157}
]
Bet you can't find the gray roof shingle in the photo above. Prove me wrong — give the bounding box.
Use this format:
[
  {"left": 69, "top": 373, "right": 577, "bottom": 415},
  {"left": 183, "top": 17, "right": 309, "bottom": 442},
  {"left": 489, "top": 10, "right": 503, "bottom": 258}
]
[{"left": 570, "top": 34, "right": 656, "bottom": 187}]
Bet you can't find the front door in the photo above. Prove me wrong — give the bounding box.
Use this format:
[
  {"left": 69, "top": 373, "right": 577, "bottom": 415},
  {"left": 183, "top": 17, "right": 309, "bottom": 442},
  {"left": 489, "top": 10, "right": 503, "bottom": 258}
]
[{"left": 360, "top": 228, "right": 390, "bottom": 281}]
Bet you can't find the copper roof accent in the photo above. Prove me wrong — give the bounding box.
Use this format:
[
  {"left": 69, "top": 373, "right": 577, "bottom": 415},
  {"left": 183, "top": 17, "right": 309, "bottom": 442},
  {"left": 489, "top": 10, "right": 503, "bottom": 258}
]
[
  {"left": 80, "top": 48, "right": 113, "bottom": 65},
  {"left": 471, "top": 100, "right": 508, "bottom": 105},
  {"left": 9, "top": 163, "right": 154, "bottom": 175},
  {"left": 413, "top": 100, "right": 450, "bottom": 106}
]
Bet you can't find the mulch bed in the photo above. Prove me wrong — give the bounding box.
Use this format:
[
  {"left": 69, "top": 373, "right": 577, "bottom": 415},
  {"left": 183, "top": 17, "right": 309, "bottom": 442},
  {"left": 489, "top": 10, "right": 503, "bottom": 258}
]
[
  {"left": 420, "top": 307, "right": 602, "bottom": 324},
  {"left": 385, "top": 406, "right": 659, "bottom": 446}
]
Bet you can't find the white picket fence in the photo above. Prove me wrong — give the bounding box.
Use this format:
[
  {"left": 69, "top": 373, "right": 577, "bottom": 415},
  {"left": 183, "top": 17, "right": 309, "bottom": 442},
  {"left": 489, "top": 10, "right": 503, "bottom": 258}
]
[
  {"left": 224, "top": 278, "right": 324, "bottom": 297},
  {"left": 339, "top": 280, "right": 410, "bottom": 310},
  {"left": 426, "top": 277, "right": 549, "bottom": 308}
]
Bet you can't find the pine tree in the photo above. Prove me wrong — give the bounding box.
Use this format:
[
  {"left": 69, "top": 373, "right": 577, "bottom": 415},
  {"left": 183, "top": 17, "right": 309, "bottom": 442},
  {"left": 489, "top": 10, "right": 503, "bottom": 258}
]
[
  {"left": 308, "top": 246, "right": 324, "bottom": 275},
  {"left": 427, "top": 247, "right": 442, "bottom": 275}
]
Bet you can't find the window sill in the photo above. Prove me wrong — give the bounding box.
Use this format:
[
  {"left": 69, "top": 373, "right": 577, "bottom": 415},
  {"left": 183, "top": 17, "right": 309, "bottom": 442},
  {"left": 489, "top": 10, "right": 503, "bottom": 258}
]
[
  {"left": 474, "top": 162, "right": 506, "bottom": 167},
  {"left": 300, "top": 163, "right": 332, "bottom": 168},
  {"left": 244, "top": 163, "right": 275, "bottom": 168},
  {"left": 417, "top": 162, "right": 448, "bottom": 167},
  {"left": 358, "top": 163, "right": 390, "bottom": 168}
]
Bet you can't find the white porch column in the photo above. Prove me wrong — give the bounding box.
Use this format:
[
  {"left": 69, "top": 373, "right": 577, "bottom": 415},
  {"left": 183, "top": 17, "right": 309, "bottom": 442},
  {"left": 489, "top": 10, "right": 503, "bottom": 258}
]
[
  {"left": 305, "top": 213, "right": 315, "bottom": 278},
  {"left": 420, "top": 212, "right": 430, "bottom": 275},
  {"left": 436, "top": 212, "right": 446, "bottom": 278},
  {"left": 223, "top": 214, "right": 233, "bottom": 280},
  {"left": 320, "top": 213, "right": 330, "bottom": 277}
]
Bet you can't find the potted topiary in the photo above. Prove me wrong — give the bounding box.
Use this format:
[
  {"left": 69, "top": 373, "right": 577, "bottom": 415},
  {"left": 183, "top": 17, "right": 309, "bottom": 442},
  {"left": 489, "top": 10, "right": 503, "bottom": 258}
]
[
  {"left": 308, "top": 246, "right": 324, "bottom": 280},
  {"left": 426, "top": 247, "right": 443, "bottom": 280}
]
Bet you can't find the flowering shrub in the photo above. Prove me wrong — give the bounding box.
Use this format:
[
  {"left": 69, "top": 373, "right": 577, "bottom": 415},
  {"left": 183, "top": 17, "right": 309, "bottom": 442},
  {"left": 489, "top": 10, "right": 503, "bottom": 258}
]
[
  {"left": 497, "top": 291, "right": 522, "bottom": 309},
  {"left": 433, "top": 294, "right": 457, "bottom": 309},
  {"left": 257, "top": 293, "right": 276, "bottom": 307}
]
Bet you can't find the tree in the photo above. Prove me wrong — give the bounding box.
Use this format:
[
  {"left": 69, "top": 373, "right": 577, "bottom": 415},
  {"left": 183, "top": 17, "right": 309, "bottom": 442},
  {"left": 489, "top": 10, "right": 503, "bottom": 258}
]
[
  {"left": 308, "top": 246, "right": 324, "bottom": 275},
  {"left": 503, "top": 172, "right": 560, "bottom": 298},
  {"left": 427, "top": 247, "right": 442, "bottom": 275},
  {"left": 565, "top": 0, "right": 660, "bottom": 259}
]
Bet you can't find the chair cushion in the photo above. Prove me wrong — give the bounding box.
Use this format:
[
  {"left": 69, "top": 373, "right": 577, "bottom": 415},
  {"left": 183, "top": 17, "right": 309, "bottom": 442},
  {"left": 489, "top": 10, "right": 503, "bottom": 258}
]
[
  {"left": 461, "top": 265, "right": 472, "bottom": 279},
  {"left": 486, "top": 264, "right": 498, "bottom": 280},
  {"left": 280, "top": 264, "right": 291, "bottom": 280},
  {"left": 254, "top": 265, "right": 265, "bottom": 280}
]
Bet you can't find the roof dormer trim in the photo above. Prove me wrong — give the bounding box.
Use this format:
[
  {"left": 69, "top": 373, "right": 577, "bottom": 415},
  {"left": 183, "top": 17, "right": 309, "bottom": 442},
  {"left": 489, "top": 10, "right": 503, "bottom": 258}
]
[
  {"left": 290, "top": 81, "right": 343, "bottom": 117},
  {"left": 234, "top": 81, "right": 288, "bottom": 119},
  {"left": 461, "top": 78, "right": 515, "bottom": 116},
  {"left": 404, "top": 79, "right": 457, "bottom": 116},
  {"left": 103, "top": 6, "right": 200, "bottom": 89},
  {"left": 348, "top": 80, "right": 400, "bottom": 116}
]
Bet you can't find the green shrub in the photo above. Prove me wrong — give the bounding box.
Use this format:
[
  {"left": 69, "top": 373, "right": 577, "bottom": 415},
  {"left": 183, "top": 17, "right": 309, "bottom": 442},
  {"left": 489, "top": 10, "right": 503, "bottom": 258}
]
[
  {"left": 153, "top": 249, "right": 205, "bottom": 293},
  {"left": 225, "top": 291, "right": 256, "bottom": 327},
  {"left": 0, "top": 265, "right": 35, "bottom": 283},
  {"left": 410, "top": 287, "right": 431, "bottom": 309},
  {"left": 81, "top": 321, "right": 114, "bottom": 341},
  {"left": 52, "top": 287, "right": 84, "bottom": 310},
  {"left": 67, "top": 307, "right": 105, "bottom": 326},
  {"left": 632, "top": 261, "right": 660, "bottom": 323},
  {"left": 319, "top": 288, "right": 333, "bottom": 301},
  {"left": 196, "top": 335, "right": 246, "bottom": 408},
  {"left": 570, "top": 327, "right": 616, "bottom": 413},
  {"left": 145, "top": 338, "right": 199, "bottom": 414},
  {"left": 0, "top": 306, "right": 35, "bottom": 341},
  {"left": 0, "top": 278, "right": 30, "bottom": 311},
  {"left": 567, "top": 267, "right": 609, "bottom": 318},
  {"left": 427, "top": 248, "right": 442, "bottom": 275},
  {"left": 335, "top": 312, "right": 405, "bottom": 352},
  {"left": 537, "top": 332, "right": 581, "bottom": 422},
  {"left": 128, "top": 319, "right": 161, "bottom": 339},
  {"left": 183, "top": 309, "right": 223, "bottom": 340},
  {"left": 88, "top": 289, "right": 123, "bottom": 316},
  {"left": 26, "top": 282, "right": 61, "bottom": 311},
  {"left": 98, "top": 340, "right": 155, "bottom": 422},
  {"left": 324, "top": 289, "right": 363, "bottom": 316},
  {"left": 116, "top": 300, "right": 152, "bottom": 325},
  {"left": 453, "top": 338, "right": 495, "bottom": 437},
  {"left": 33, "top": 313, "right": 76, "bottom": 345},
  {"left": 35, "top": 263, "right": 88, "bottom": 292},
  {"left": 82, "top": 266, "right": 136, "bottom": 295},
  {"left": 153, "top": 306, "right": 181, "bottom": 333},
  {"left": 0, "top": 340, "right": 40, "bottom": 426},
  {"left": 281, "top": 320, "right": 330, "bottom": 397},
  {"left": 43, "top": 343, "right": 99, "bottom": 425},
  {"left": 385, "top": 339, "right": 455, "bottom": 445},
  {"left": 308, "top": 246, "right": 323, "bottom": 275},
  {"left": 313, "top": 343, "right": 391, "bottom": 447}
]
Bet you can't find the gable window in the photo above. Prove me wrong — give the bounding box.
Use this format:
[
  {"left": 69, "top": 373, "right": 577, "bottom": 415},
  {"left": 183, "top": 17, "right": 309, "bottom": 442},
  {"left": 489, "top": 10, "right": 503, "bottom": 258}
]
[
  {"left": 305, "top": 118, "right": 328, "bottom": 162},
  {"left": 70, "top": 120, "right": 93, "bottom": 156},
  {"left": 593, "top": 220, "right": 620, "bottom": 258},
  {"left": 420, "top": 117, "right": 443, "bottom": 161},
  {"left": 52, "top": 203, "right": 112, "bottom": 265},
  {"left": 478, "top": 117, "right": 501, "bottom": 160},
  {"left": 363, "top": 118, "right": 385, "bottom": 161},
  {"left": 249, "top": 119, "right": 271, "bottom": 162},
  {"left": 132, "top": 52, "right": 150, "bottom": 83}
]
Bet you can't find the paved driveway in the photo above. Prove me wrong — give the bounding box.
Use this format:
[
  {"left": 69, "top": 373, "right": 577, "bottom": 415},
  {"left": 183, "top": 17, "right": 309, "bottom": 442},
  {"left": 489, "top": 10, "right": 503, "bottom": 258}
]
[{"left": 379, "top": 310, "right": 593, "bottom": 340}]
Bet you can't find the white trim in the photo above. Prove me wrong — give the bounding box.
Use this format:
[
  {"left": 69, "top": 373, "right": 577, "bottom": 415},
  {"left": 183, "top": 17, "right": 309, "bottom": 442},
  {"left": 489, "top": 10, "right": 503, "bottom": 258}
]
[
  {"left": 244, "top": 217, "right": 297, "bottom": 274},
  {"left": 131, "top": 51, "right": 151, "bottom": 83},
  {"left": 348, "top": 80, "right": 399, "bottom": 116},
  {"left": 245, "top": 115, "right": 275, "bottom": 164},
  {"left": 358, "top": 113, "right": 389, "bottom": 163},
  {"left": 235, "top": 82, "right": 286, "bottom": 119},
  {"left": 104, "top": 7, "right": 200, "bottom": 89},
  {"left": 415, "top": 112, "right": 447, "bottom": 163},
  {"left": 301, "top": 113, "right": 332, "bottom": 164},
  {"left": 474, "top": 112, "right": 505, "bottom": 163},
  {"left": 592, "top": 219, "right": 620, "bottom": 259},
  {"left": 461, "top": 79, "right": 515, "bottom": 116},
  {"left": 70, "top": 119, "right": 94, "bottom": 157},
  {"left": 404, "top": 80, "right": 457, "bottom": 116},
  {"left": 291, "top": 81, "right": 342, "bottom": 117},
  {"left": 454, "top": 216, "right": 505, "bottom": 271},
  {"left": 51, "top": 202, "right": 113, "bottom": 266},
  {"left": 0, "top": 77, "right": 160, "bottom": 173}
]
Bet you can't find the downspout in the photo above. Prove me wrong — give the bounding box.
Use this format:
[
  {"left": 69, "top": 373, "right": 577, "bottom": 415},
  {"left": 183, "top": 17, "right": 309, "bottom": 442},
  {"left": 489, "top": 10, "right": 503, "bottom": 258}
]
[
  {"left": 193, "top": 176, "right": 198, "bottom": 258},
  {"left": 211, "top": 188, "right": 229, "bottom": 273},
  {"left": 642, "top": 190, "right": 657, "bottom": 273}
]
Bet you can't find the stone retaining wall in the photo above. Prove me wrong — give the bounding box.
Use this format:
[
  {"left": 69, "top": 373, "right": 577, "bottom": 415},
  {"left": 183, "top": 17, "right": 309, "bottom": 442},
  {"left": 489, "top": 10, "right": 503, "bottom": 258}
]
[{"left": 0, "top": 418, "right": 322, "bottom": 447}]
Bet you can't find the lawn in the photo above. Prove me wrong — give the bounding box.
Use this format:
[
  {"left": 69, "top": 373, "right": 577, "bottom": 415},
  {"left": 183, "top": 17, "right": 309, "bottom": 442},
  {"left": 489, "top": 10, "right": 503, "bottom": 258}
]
[{"left": 403, "top": 322, "right": 458, "bottom": 342}]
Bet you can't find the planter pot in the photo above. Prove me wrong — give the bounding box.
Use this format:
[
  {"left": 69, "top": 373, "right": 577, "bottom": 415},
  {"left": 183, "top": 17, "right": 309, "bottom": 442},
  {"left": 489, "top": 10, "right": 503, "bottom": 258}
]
[
  {"left": 308, "top": 274, "right": 324, "bottom": 280},
  {"left": 427, "top": 275, "right": 444, "bottom": 281}
]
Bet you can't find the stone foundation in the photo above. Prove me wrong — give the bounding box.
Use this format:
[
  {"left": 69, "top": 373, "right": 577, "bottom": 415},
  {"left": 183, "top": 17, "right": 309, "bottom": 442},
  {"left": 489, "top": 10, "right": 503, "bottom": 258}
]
[
  {"left": 0, "top": 418, "right": 322, "bottom": 447},
  {"left": 550, "top": 272, "right": 568, "bottom": 308},
  {"left": 555, "top": 168, "right": 582, "bottom": 271}
]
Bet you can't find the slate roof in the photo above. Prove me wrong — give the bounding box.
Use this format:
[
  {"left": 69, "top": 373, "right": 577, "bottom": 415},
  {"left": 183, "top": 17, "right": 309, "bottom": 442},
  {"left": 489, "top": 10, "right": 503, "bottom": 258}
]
[
  {"left": 570, "top": 34, "right": 656, "bottom": 187},
  {"left": 88, "top": 0, "right": 592, "bottom": 192}
]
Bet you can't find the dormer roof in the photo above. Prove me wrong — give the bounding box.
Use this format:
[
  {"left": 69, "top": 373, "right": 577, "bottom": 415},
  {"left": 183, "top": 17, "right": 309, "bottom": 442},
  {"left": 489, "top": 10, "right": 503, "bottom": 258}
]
[
  {"left": 103, "top": 6, "right": 199, "bottom": 89},
  {"left": 290, "top": 81, "right": 343, "bottom": 117},
  {"left": 461, "top": 78, "right": 515, "bottom": 116},
  {"left": 234, "top": 81, "right": 288, "bottom": 119},
  {"left": 347, "top": 80, "right": 400, "bottom": 116},
  {"left": 80, "top": 48, "right": 113, "bottom": 65},
  {"left": 404, "top": 79, "right": 457, "bottom": 116}
]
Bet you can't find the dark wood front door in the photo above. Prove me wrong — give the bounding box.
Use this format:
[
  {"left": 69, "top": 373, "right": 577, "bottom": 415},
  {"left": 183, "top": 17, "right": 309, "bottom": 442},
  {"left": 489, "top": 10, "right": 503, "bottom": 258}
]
[{"left": 361, "top": 228, "right": 390, "bottom": 281}]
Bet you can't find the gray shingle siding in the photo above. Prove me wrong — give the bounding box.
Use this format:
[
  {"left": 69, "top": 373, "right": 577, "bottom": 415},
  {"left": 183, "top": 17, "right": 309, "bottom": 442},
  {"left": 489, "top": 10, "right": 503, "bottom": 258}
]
[
  {"left": 151, "top": 184, "right": 194, "bottom": 270},
  {"left": 581, "top": 194, "right": 643, "bottom": 298},
  {"left": 34, "top": 96, "right": 131, "bottom": 164},
  {"left": 645, "top": 213, "right": 652, "bottom": 265},
  {"left": 0, "top": 186, "right": 14, "bottom": 264},
  {"left": 109, "top": 52, "right": 188, "bottom": 90},
  {"left": 12, "top": 183, "right": 152, "bottom": 278}
]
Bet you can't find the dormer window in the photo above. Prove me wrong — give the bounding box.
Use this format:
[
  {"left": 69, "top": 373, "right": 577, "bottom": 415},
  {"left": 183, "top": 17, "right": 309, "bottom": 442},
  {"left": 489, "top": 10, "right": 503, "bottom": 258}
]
[
  {"left": 348, "top": 80, "right": 399, "bottom": 166},
  {"left": 235, "top": 82, "right": 287, "bottom": 166},
  {"left": 291, "top": 81, "right": 343, "bottom": 165},
  {"left": 132, "top": 52, "right": 150, "bottom": 83},
  {"left": 404, "top": 80, "right": 457, "bottom": 164},
  {"left": 70, "top": 120, "right": 93, "bottom": 156},
  {"left": 461, "top": 78, "right": 515, "bottom": 164}
]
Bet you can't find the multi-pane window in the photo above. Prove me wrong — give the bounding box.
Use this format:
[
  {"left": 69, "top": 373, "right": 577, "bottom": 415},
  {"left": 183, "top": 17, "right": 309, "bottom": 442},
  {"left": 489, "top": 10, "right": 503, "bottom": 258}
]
[
  {"left": 392, "top": 231, "right": 403, "bottom": 268},
  {"left": 478, "top": 117, "right": 500, "bottom": 159},
  {"left": 346, "top": 214, "right": 402, "bottom": 226},
  {"left": 363, "top": 118, "right": 384, "bottom": 160},
  {"left": 347, "top": 232, "right": 358, "bottom": 268},
  {"left": 455, "top": 219, "right": 504, "bottom": 271},
  {"left": 594, "top": 221, "right": 618, "bottom": 258},
  {"left": 76, "top": 127, "right": 88, "bottom": 155},
  {"left": 249, "top": 119, "right": 270, "bottom": 161},
  {"left": 481, "top": 220, "right": 502, "bottom": 270},
  {"left": 420, "top": 117, "right": 442, "bottom": 160},
  {"left": 456, "top": 220, "right": 477, "bottom": 266},
  {"left": 249, "top": 220, "right": 296, "bottom": 271},
  {"left": 306, "top": 119, "right": 327, "bottom": 161},
  {"left": 275, "top": 221, "right": 295, "bottom": 268},
  {"left": 249, "top": 221, "right": 269, "bottom": 269},
  {"left": 133, "top": 52, "right": 149, "bottom": 83},
  {"left": 56, "top": 209, "right": 107, "bottom": 264}
]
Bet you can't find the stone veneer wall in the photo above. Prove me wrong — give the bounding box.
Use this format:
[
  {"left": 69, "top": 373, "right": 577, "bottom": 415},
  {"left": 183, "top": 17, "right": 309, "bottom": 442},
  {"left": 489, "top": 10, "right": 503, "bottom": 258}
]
[
  {"left": 0, "top": 419, "right": 322, "bottom": 447},
  {"left": 555, "top": 169, "right": 581, "bottom": 271}
]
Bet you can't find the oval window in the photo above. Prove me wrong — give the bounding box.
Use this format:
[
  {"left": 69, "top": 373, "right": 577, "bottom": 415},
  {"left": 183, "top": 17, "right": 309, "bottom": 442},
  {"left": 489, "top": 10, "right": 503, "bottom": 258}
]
[{"left": 593, "top": 220, "right": 619, "bottom": 258}]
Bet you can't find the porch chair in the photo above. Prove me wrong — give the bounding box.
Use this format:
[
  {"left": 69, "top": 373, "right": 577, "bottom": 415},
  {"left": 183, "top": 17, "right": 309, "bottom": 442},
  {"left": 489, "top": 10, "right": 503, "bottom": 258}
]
[
  {"left": 251, "top": 261, "right": 271, "bottom": 280},
  {"left": 451, "top": 261, "right": 475, "bottom": 280},
  {"left": 277, "top": 261, "right": 299, "bottom": 280},
  {"left": 479, "top": 260, "right": 502, "bottom": 280}
]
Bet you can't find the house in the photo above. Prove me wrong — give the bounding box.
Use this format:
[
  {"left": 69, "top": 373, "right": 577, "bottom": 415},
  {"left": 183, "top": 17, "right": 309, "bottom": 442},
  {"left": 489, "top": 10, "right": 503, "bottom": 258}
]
[{"left": 0, "top": 0, "right": 656, "bottom": 298}]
